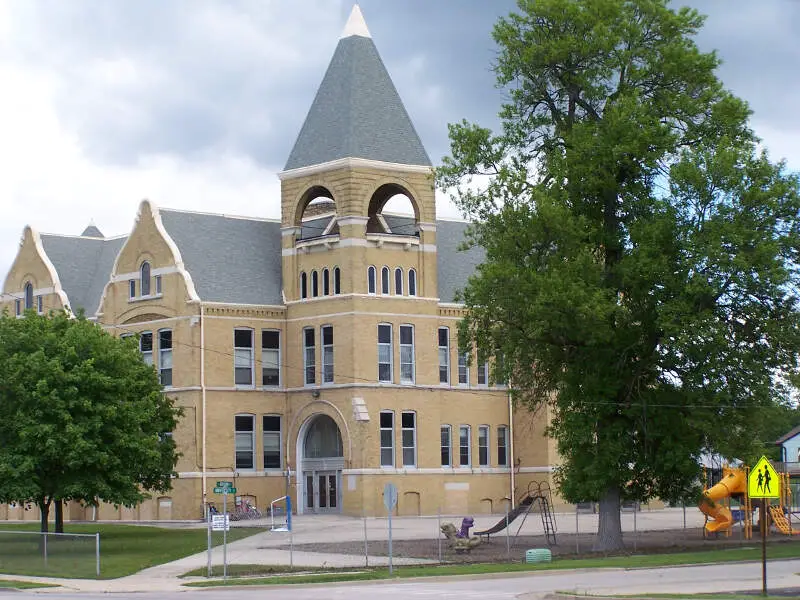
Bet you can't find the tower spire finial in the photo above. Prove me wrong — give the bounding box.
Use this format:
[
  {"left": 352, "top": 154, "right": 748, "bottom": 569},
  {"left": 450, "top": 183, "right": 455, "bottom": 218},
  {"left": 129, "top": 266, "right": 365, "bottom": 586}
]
[{"left": 340, "top": 4, "right": 371, "bottom": 39}]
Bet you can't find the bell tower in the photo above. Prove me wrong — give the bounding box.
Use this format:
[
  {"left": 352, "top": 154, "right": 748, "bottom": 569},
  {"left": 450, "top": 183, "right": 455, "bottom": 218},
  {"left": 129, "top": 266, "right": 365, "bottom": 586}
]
[{"left": 279, "top": 4, "right": 437, "bottom": 304}]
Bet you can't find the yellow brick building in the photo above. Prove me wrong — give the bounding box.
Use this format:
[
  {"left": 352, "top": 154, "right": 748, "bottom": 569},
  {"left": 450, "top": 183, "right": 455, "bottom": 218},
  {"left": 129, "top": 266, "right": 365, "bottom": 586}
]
[{"left": 0, "top": 6, "right": 556, "bottom": 522}]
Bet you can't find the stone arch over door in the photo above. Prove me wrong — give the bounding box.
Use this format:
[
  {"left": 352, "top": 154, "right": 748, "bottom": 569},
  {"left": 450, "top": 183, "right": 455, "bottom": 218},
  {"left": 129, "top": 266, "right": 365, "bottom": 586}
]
[{"left": 295, "top": 413, "right": 346, "bottom": 514}]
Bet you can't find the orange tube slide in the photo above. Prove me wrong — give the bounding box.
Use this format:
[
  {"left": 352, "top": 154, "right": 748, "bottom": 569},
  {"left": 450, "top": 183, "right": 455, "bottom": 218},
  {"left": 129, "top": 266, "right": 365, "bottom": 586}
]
[{"left": 699, "top": 468, "right": 747, "bottom": 533}]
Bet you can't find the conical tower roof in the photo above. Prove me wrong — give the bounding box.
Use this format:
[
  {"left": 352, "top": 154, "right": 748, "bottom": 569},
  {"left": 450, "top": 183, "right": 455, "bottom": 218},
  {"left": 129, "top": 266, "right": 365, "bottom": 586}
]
[{"left": 284, "top": 5, "right": 431, "bottom": 171}]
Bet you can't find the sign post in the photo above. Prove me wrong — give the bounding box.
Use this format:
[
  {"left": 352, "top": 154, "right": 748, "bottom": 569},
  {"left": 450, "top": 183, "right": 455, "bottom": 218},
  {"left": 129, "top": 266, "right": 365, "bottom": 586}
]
[
  {"left": 747, "top": 455, "right": 779, "bottom": 596},
  {"left": 383, "top": 483, "right": 398, "bottom": 575}
]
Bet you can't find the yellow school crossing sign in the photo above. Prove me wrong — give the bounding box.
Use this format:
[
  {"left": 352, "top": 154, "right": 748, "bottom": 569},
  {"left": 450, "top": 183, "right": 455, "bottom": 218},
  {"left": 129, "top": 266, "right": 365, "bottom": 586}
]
[{"left": 748, "top": 455, "right": 780, "bottom": 499}]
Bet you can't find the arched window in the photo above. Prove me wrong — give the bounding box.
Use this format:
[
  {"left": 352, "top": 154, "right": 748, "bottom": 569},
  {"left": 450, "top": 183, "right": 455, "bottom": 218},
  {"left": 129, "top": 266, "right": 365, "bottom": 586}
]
[
  {"left": 381, "top": 267, "right": 390, "bottom": 294},
  {"left": 322, "top": 268, "right": 330, "bottom": 296},
  {"left": 394, "top": 268, "right": 403, "bottom": 295},
  {"left": 311, "top": 271, "right": 319, "bottom": 297},
  {"left": 24, "top": 282, "right": 33, "bottom": 310},
  {"left": 367, "top": 266, "right": 376, "bottom": 295},
  {"left": 408, "top": 269, "right": 417, "bottom": 296},
  {"left": 300, "top": 272, "right": 308, "bottom": 299},
  {"left": 140, "top": 262, "right": 151, "bottom": 296},
  {"left": 333, "top": 267, "right": 341, "bottom": 295}
]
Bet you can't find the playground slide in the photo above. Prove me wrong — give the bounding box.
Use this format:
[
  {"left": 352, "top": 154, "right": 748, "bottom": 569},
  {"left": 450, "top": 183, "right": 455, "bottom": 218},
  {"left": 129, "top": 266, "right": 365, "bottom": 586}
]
[
  {"left": 699, "top": 468, "right": 747, "bottom": 533},
  {"left": 474, "top": 494, "right": 535, "bottom": 536},
  {"left": 768, "top": 506, "right": 800, "bottom": 535}
]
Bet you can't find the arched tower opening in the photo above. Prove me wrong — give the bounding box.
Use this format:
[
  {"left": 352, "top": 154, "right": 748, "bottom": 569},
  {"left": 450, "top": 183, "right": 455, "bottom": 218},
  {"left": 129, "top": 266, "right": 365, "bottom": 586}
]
[
  {"left": 367, "top": 183, "right": 419, "bottom": 236},
  {"left": 295, "top": 413, "right": 345, "bottom": 513},
  {"left": 296, "top": 186, "right": 339, "bottom": 240}
]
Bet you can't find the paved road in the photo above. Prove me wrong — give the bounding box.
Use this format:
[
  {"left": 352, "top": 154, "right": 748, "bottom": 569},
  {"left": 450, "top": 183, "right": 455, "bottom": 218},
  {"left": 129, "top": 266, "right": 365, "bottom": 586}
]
[{"left": 3, "top": 559, "right": 798, "bottom": 599}]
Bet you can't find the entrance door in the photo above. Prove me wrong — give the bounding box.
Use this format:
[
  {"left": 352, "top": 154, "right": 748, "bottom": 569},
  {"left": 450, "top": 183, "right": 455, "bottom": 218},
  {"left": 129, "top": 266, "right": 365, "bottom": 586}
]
[{"left": 304, "top": 470, "right": 340, "bottom": 513}]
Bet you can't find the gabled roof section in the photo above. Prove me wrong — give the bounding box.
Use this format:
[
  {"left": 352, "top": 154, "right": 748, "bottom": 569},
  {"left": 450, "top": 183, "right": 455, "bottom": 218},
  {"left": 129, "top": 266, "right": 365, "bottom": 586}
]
[
  {"left": 159, "top": 209, "right": 283, "bottom": 305},
  {"left": 775, "top": 424, "right": 800, "bottom": 445},
  {"left": 436, "top": 219, "right": 484, "bottom": 303},
  {"left": 284, "top": 5, "right": 431, "bottom": 171},
  {"left": 40, "top": 233, "right": 126, "bottom": 316}
]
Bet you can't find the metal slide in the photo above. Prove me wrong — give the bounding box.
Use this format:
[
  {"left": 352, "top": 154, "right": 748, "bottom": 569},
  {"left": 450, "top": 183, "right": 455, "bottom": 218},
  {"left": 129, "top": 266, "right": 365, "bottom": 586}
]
[{"left": 475, "top": 481, "right": 557, "bottom": 545}]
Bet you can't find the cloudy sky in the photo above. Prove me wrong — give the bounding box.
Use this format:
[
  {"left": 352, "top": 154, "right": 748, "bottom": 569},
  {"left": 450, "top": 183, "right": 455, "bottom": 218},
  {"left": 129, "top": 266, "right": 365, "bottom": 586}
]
[{"left": 1, "top": 0, "right": 798, "bottom": 279}]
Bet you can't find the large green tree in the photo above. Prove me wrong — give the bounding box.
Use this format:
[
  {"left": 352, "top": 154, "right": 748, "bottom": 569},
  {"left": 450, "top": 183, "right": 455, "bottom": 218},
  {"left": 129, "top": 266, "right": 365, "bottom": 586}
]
[
  {"left": 438, "top": 0, "right": 800, "bottom": 550},
  {"left": 0, "top": 310, "right": 181, "bottom": 533}
]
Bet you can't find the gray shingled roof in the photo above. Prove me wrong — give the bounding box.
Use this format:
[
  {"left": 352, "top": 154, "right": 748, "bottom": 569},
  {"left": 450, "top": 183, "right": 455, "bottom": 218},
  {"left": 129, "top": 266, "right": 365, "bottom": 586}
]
[
  {"left": 436, "top": 220, "right": 484, "bottom": 303},
  {"left": 40, "top": 234, "right": 126, "bottom": 316},
  {"left": 159, "top": 210, "right": 283, "bottom": 305},
  {"left": 284, "top": 34, "right": 431, "bottom": 170}
]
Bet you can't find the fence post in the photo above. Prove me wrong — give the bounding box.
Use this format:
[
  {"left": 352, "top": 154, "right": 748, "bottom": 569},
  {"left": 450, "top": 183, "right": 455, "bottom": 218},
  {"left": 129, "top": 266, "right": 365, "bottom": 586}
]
[
  {"left": 95, "top": 533, "right": 100, "bottom": 578},
  {"left": 363, "top": 511, "right": 369, "bottom": 568},
  {"left": 43, "top": 532, "right": 48, "bottom": 569},
  {"left": 505, "top": 507, "right": 510, "bottom": 561},
  {"left": 575, "top": 505, "right": 580, "bottom": 555},
  {"left": 437, "top": 508, "right": 442, "bottom": 563}
]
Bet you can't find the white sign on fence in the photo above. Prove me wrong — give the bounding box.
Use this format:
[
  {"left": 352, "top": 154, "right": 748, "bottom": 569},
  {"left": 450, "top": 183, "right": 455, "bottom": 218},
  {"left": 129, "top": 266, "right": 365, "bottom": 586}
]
[{"left": 211, "top": 514, "right": 230, "bottom": 532}]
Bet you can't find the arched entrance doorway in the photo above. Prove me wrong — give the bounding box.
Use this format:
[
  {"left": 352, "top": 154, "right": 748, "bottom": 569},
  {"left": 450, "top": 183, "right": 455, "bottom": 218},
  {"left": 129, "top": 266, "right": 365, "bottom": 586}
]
[{"left": 296, "top": 414, "right": 344, "bottom": 514}]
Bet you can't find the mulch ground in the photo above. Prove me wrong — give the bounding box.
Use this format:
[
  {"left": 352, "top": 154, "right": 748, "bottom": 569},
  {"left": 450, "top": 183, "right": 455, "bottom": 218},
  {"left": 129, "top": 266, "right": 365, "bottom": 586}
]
[{"left": 278, "top": 526, "right": 799, "bottom": 563}]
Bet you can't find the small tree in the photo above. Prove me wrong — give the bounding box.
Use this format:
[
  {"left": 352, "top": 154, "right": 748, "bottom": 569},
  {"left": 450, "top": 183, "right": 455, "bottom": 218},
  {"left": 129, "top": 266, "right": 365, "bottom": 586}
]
[
  {"left": 438, "top": 0, "right": 800, "bottom": 550},
  {"left": 0, "top": 310, "right": 181, "bottom": 533}
]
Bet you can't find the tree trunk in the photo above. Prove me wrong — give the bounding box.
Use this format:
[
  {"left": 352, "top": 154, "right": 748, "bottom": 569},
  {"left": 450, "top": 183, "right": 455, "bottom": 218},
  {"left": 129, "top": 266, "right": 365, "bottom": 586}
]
[
  {"left": 593, "top": 486, "right": 624, "bottom": 552},
  {"left": 38, "top": 498, "right": 51, "bottom": 534},
  {"left": 54, "top": 499, "right": 64, "bottom": 533}
]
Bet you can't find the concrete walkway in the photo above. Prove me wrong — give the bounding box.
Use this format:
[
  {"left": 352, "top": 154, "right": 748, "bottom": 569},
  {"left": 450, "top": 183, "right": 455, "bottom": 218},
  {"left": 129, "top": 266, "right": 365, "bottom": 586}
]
[{"left": 0, "top": 508, "right": 709, "bottom": 593}]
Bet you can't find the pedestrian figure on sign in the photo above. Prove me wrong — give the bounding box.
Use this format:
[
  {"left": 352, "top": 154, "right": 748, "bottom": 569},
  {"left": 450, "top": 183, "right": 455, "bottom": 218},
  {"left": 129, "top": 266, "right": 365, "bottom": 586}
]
[
  {"left": 757, "top": 468, "right": 764, "bottom": 493},
  {"left": 763, "top": 467, "right": 772, "bottom": 494}
]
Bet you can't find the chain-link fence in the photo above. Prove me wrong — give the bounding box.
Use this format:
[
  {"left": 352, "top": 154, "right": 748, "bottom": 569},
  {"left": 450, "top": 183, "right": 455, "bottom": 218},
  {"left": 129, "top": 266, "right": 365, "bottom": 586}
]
[{"left": 0, "top": 530, "right": 100, "bottom": 578}]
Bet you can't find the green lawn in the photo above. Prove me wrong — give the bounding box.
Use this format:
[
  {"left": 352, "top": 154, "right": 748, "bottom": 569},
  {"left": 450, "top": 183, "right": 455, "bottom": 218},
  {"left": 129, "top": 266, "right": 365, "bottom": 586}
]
[
  {"left": 0, "top": 579, "right": 60, "bottom": 589},
  {"left": 184, "top": 543, "right": 800, "bottom": 587},
  {"left": 0, "top": 523, "right": 260, "bottom": 579}
]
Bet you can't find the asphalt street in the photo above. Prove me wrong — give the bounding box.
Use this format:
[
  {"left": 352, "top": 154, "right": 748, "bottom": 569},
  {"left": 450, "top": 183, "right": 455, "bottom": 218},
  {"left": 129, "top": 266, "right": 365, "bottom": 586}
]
[{"left": 2, "top": 559, "right": 798, "bottom": 599}]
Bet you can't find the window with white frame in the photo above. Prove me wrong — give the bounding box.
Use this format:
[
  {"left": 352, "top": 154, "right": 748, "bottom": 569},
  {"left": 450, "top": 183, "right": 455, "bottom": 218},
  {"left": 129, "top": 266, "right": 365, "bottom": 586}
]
[
  {"left": 394, "top": 268, "right": 403, "bottom": 295},
  {"left": 140, "top": 262, "right": 151, "bottom": 296},
  {"left": 367, "top": 266, "right": 376, "bottom": 294},
  {"left": 497, "top": 426, "right": 509, "bottom": 466},
  {"left": 303, "top": 327, "right": 315, "bottom": 385},
  {"left": 438, "top": 327, "right": 450, "bottom": 384},
  {"left": 441, "top": 425, "right": 452, "bottom": 467},
  {"left": 377, "top": 323, "right": 393, "bottom": 382},
  {"left": 140, "top": 332, "right": 153, "bottom": 366},
  {"left": 300, "top": 272, "right": 308, "bottom": 299},
  {"left": 24, "top": 282, "right": 33, "bottom": 310},
  {"left": 333, "top": 267, "right": 341, "bottom": 294},
  {"left": 261, "top": 330, "right": 280, "bottom": 386},
  {"left": 321, "top": 325, "right": 334, "bottom": 384},
  {"left": 322, "top": 268, "right": 330, "bottom": 296},
  {"left": 155, "top": 274, "right": 162, "bottom": 295},
  {"left": 380, "top": 411, "right": 394, "bottom": 467},
  {"left": 234, "top": 328, "right": 254, "bottom": 386},
  {"left": 401, "top": 411, "right": 416, "bottom": 467},
  {"left": 408, "top": 269, "right": 417, "bottom": 296},
  {"left": 459, "top": 425, "right": 471, "bottom": 467},
  {"left": 381, "top": 266, "right": 390, "bottom": 294},
  {"left": 478, "top": 425, "right": 489, "bottom": 466},
  {"left": 234, "top": 414, "right": 255, "bottom": 469},
  {"left": 477, "top": 351, "right": 489, "bottom": 386},
  {"left": 158, "top": 329, "right": 173, "bottom": 386},
  {"left": 263, "top": 415, "right": 281, "bottom": 469},
  {"left": 399, "top": 324, "right": 415, "bottom": 384},
  {"left": 129, "top": 279, "right": 136, "bottom": 299},
  {"left": 311, "top": 270, "right": 319, "bottom": 297},
  {"left": 458, "top": 350, "right": 469, "bottom": 385}
]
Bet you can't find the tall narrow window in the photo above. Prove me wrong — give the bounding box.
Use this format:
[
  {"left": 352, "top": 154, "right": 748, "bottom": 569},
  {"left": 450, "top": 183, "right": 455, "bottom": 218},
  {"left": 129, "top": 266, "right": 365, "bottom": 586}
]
[
  {"left": 438, "top": 327, "right": 450, "bottom": 384},
  {"left": 321, "top": 325, "right": 334, "bottom": 384},
  {"left": 459, "top": 425, "right": 471, "bottom": 467},
  {"left": 381, "top": 266, "right": 390, "bottom": 294},
  {"left": 497, "top": 426, "right": 509, "bottom": 466},
  {"left": 140, "top": 332, "right": 153, "bottom": 366},
  {"left": 322, "top": 268, "right": 330, "bottom": 296},
  {"left": 377, "top": 324, "right": 393, "bottom": 382},
  {"left": 24, "top": 282, "right": 33, "bottom": 310},
  {"left": 380, "top": 411, "right": 394, "bottom": 467},
  {"left": 367, "top": 266, "right": 376, "bottom": 294},
  {"left": 263, "top": 415, "right": 281, "bottom": 469},
  {"left": 399, "top": 325, "right": 415, "bottom": 384},
  {"left": 495, "top": 353, "right": 506, "bottom": 386},
  {"left": 36, "top": 295, "right": 43, "bottom": 314},
  {"left": 300, "top": 272, "right": 308, "bottom": 299},
  {"left": 14, "top": 299, "right": 21, "bottom": 316},
  {"left": 478, "top": 425, "right": 489, "bottom": 466},
  {"left": 303, "top": 327, "right": 315, "bottom": 385},
  {"left": 394, "top": 268, "right": 403, "bottom": 295},
  {"left": 158, "top": 329, "right": 173, "bottom": 386},
  {"left": 261, "top": 330, "right": 280, "bottom": 386},
  {"left": 311, "top": 271, "right": 319, "bottom": 297},
  {"left": 477, "top": 353, "right": 489, "bottom": 386},
  {"left": 155, "top": 275, "right": 162, "bottom": 295},
  {"left": 441, "top": 425, "right": 452, "bottom": 467},
  {"left": 408, "top": 269, "right": 417, "bottom": 296},
  {"left": 140, "top": 262, "right": 151, "bottom": 296},
  {"left": 333, "top": 267, "right": 341, "bottom": 294},
  {"left": 129, "top": 279, "right": 136, "bottom": 299},
  {"left": 458, "top": 350, "right": 469, "bottom": 386},
  {"left": 401, "top": 411, "right": 416, "bottom": 467},
  {"left": 234, "top": 328, "right": 254, "bottom": 386},
  {"left": 234, "top": 415, "right": 255, "bottom": 469}
]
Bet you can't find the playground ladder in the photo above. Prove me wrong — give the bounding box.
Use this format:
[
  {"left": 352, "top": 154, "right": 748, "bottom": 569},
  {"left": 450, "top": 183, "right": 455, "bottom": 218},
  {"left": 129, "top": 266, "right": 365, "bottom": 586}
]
[{"left": 539, "top": 495, "right": 557, "bottom": 546}]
